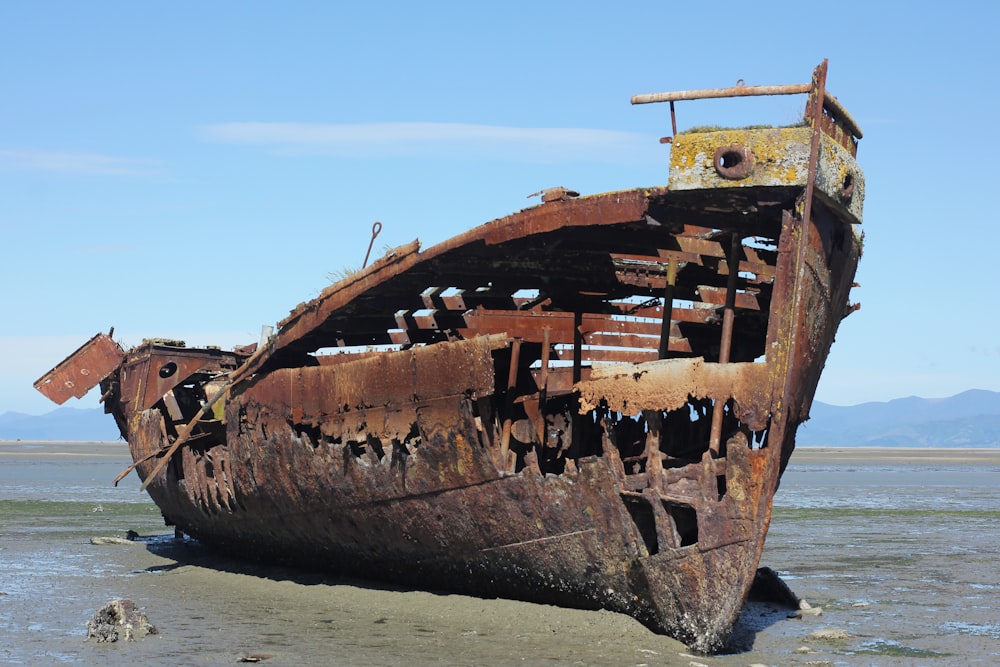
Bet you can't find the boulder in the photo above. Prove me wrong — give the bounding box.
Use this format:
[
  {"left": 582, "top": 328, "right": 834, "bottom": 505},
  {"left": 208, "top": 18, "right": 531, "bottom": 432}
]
[{"left": 86, "top": 599, "right": 157, "bottom": 642}]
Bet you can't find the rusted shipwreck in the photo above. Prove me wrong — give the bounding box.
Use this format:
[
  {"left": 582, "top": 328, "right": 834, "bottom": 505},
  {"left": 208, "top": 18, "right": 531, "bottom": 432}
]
[{"left": 36, "top": 61, "right": 863, "bottom": 652}]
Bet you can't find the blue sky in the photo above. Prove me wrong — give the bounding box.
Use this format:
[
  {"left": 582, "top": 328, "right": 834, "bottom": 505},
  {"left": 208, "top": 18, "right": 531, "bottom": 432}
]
[{"left": 3, "top": 1, "right": 998, "bottom": 415}]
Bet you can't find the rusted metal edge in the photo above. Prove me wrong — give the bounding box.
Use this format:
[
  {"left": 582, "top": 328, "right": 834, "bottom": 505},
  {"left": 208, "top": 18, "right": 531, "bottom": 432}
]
[
  {"left": 776, "top": 60, "right": 828, "bottom": 431},
  {"left": 257, "top": 188, "right": 667, "bottom": 381},
  {"left": 822, "top": 91, "right": 861, "bottom": 139}
]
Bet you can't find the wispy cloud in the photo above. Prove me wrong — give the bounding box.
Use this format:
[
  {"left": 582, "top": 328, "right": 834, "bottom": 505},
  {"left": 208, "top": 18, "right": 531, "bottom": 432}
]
[
  {"left": 0, "top": 149, "right": 160, "bottom": 176},
  {"left": 201, "top": 122, "right": 654, "bottom": 163},
  {"left": 71, "top": 243, "right": 141, "bottom": 255}
]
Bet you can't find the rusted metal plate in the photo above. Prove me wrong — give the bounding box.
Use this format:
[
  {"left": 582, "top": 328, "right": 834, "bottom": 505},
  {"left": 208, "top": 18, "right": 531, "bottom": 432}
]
[
  {"left": 241, "top": 335, "right": 505, "bottom": 421},
  {"left": 117, "top": 343, "right": 244, "bottom": 412},
  {"left": 33, "top": 333, "right": 123, "bottom": 404}
]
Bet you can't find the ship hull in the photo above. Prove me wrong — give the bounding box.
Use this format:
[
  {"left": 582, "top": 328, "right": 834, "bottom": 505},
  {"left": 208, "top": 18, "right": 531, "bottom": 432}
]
[
  {"left": 111, "top": 175, "right": 859, "bottom": 651},
  {"left": 36, "top": 62, "right": 864, "bottom": 652}
]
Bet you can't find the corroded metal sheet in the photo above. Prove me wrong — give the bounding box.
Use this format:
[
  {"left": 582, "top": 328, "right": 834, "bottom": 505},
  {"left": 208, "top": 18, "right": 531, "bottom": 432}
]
[
  {"left": 33, "top": 333, "right": 123, "bottom": 405},
  {"left": 119, "top": 344, "right": 244, "bottom": 412},
  {"left": 576, "top": 357, "right": 771, "bottom": 429}
]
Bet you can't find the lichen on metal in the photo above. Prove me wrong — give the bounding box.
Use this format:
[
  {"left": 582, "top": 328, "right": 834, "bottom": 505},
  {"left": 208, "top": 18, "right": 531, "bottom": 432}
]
[{"left": 668, "top": 127, "right": 865, "bottom": 223}]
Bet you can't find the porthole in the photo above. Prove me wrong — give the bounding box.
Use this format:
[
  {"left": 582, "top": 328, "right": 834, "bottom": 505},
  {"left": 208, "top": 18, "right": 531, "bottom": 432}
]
[
  {"left": 840, "top": 171, "right": 855, "bottom": 202},
  {"left": 713, "top": 144, "right": 755, "bottom": 180}
]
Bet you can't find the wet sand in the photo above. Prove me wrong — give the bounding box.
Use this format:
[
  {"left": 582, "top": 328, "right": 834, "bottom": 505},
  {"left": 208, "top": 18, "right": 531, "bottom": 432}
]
[{"left": 2, "top": 442, "right": 998, "bottom": 665}]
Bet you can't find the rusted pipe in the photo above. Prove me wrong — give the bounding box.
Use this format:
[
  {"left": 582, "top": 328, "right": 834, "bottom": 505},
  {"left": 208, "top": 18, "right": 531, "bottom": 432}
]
[
  {"left": 709, "top": 233, "right": 742, "bottom": 454},
  {"left": 632, "top": 83, "right": 812, "bottom": 105},
  {"left": 718, "top": 233, "right": 741, "bottom": 363},
  {"left": 658, "top": 259, "right": 678, "bottom": 359},
  {"left": 631, "top": 65, "right": 860, "bottom": 141}
]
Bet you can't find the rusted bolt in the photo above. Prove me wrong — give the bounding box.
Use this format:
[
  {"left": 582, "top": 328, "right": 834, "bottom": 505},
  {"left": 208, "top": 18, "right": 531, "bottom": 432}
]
[{"left": 713, "top": 144, "right": 754, "bottom": 180}]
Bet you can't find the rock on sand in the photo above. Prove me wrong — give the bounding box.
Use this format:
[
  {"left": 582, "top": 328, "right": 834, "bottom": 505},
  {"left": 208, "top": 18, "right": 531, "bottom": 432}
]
[{"left": 86, "top": 599, "right": 158, "bottom": 642}]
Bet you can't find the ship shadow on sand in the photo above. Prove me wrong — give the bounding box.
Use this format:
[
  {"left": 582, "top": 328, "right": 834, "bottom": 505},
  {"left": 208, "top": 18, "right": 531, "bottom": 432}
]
[{"left": 138, "top": 534, "right": 800, "bottom": 655}]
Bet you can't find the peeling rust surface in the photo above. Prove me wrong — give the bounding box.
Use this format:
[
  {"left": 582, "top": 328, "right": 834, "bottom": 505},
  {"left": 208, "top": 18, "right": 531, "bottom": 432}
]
[
  {"left": 33, "top": 333, "right": 123, "bottom": 405},
  {"left": 35, "top": 61, "right": 865, "bottom": 654},
  {"left": 577, "top": 358, "right": 772, "bottom": 430}
]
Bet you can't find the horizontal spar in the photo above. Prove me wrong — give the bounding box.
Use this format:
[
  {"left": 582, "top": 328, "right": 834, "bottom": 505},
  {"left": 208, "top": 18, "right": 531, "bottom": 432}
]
[{"left": 631, "top": 83, "right": 812, "bottom": 105}]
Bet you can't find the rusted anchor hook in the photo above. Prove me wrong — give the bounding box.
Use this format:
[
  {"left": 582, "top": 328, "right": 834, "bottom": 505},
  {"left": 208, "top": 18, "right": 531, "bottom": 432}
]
[{"left": 362, "top": 221, "right": 382, "bottom": 269}]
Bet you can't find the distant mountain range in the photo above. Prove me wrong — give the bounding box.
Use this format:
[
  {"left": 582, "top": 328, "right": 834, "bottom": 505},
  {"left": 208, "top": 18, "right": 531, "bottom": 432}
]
[
  {"left": 0, "top": 407, "right": 120, "bottom": 442},
  {"left": 3, "top": 389, "right": 1000, "bottom": 447},
  {"left": 796, "top": 388, "right": 1000, "bottom": 448}
]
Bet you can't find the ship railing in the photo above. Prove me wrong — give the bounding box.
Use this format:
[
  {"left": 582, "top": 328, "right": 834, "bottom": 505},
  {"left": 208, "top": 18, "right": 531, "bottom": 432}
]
[{"left": 631, "top": 59, "right": 862, "bottom": 156}]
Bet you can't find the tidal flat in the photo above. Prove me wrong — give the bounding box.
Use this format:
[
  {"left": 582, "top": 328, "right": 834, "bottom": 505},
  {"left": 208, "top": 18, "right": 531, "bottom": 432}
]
[{"left": 1, "top": 442, "right": 997, "bottom": 666}]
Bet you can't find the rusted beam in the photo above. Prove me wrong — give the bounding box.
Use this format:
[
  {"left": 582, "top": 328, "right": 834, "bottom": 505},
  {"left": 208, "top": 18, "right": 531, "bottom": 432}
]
[
  {"left": 499, "top": 338, "right": 522, "bottom": 471},
  {"left": 461, "top": 309, "right": 665, "bottom": 341},
  {"left": 658, "top": 259, "right": 678, "bottom": 359},
  {"left": 709, "top": 234, "right": 743, "bottom": 454},
  {"left": 556, "top": 348, "right": 662, "bottom": 363},
  {"left": 612, "top": 248, "right": 776, "bottom": 282},
  {"left": 671, "top": 239, "right": 777, "bottom": 279},
  {"left": 610, "top": 302, "right": 720, "bottom": 325},
  {"left": 585, "top": 330, "right": 667, "bottom": 349},
  {"left": 419, "top": 290, "right": 533, "bottom": 313},
  {"left": 696, "top": 286, "right": 759, "bottom": 310},
  {"left": 536, "top": 327, "right": 551, "bottom": 443}
]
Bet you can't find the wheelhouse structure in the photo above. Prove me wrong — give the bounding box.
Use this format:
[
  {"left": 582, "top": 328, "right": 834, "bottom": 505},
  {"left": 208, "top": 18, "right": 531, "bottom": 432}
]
[{"left": 36, "top": 61, "right": 863, "bottom": 652}]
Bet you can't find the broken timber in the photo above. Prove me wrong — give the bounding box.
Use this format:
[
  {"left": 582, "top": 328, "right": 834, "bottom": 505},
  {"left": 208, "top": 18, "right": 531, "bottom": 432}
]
[{"left": 34, "top": 60, "right": 863, "bottom": 653}]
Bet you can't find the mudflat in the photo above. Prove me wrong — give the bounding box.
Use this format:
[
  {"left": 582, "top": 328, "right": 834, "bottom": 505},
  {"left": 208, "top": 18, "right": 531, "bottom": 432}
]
[
  {"left": 793, "top": 445, "right": 1000, "bottom": 464},
  {"left": 2, "top": 443, "right": 998, "bottom": 665},
  {"left": 0, "top": 440, "right": 126, "bottom": 456}
]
